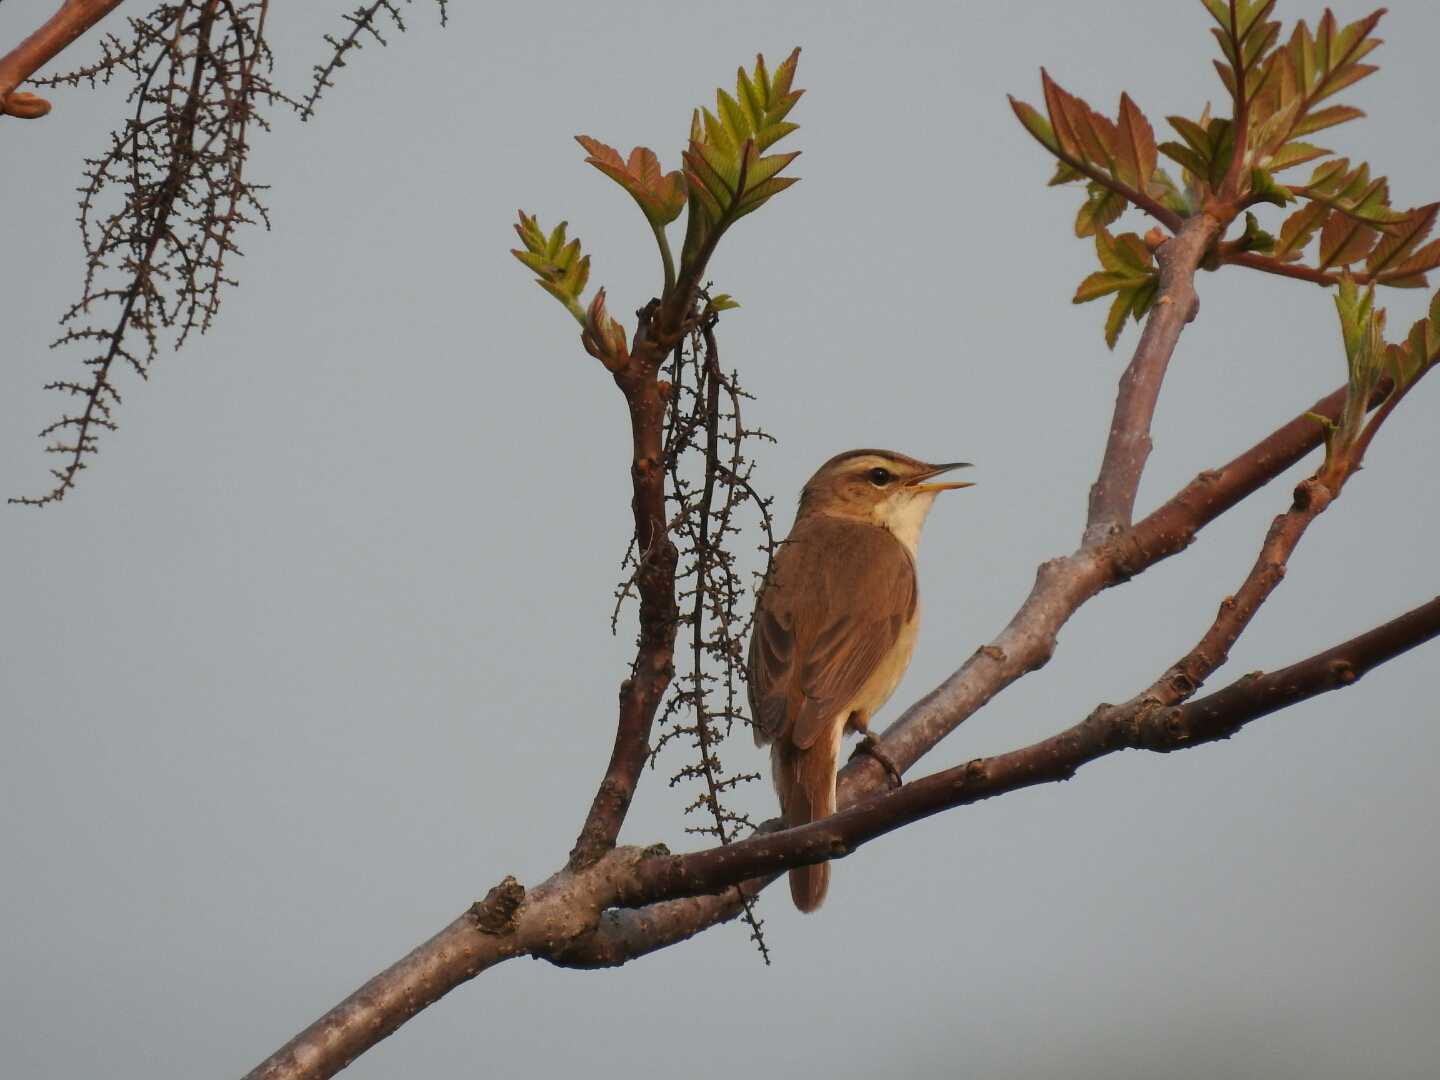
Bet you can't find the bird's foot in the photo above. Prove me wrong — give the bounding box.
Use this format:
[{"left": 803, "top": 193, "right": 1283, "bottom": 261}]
[{"left": 849, "top": 733, "right": 903, "bottom": 790}]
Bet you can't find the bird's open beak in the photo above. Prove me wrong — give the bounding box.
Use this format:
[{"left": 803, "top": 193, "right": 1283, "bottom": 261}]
[{"left": 908, "top": 461, "right": 974, "bottom": 494}]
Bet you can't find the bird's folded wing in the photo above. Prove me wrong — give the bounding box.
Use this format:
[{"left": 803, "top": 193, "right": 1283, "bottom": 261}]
[{"left": 747, "top": 517, "right": 917, "bottom": 751}]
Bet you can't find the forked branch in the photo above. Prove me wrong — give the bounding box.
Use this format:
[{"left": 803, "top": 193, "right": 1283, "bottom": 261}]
[{"left": 612, "top": 594, "right": 1440, "bottom": 906}]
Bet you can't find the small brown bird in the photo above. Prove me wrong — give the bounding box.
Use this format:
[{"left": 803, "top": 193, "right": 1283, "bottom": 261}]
[{"left": 747, "top": 449, "right": 972, "bottom": 912}]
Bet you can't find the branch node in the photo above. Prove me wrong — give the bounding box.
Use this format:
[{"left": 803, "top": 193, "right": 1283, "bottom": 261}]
[
  {"left": 468, "top": 876, "right": 526, "bottom": 936},
  {"left": 1327, "top": 659, "right": 1358, "bottom": 686}
]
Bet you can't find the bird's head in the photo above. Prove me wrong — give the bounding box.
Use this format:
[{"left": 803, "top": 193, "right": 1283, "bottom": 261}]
[{"left": 798, "top": 449, "right": 973, "bottom": 554}]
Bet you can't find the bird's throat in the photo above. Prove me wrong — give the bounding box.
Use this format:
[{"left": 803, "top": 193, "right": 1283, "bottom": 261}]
[{"left": 874, "top": 492, "right": 937, "bottom": 558}]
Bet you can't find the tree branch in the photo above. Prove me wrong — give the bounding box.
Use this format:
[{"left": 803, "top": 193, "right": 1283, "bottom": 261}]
[
  {"left": 1085, "top": 211, "right": 1224, "bottom": 545},
  {"left": 616, "top": 595, "right": 1440, "bottom": 906},
  {"left": 528, "top": 373, "right": 1381, "bottom": 966},
  {"left": 237, "top": 356, "right": 1395, "bottom": 1078},
  {"left": 0, "top": 0, "right": 126, "bottom": 118},
  {"left": 247, "top": 579, "right": 1440, "bottom": 1080},
  {"left": 568, "top": 322, "right": 681, "bottom": 868}
]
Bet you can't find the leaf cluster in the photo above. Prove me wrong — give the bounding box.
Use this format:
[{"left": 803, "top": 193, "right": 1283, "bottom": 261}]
[
  {"left": 512, "top": 49, "right": 802, "bottom": 359},
  {"left": 1010, "top": 2, "right": 1440, "bottom": 348},
  {"left": 1073, "top": 230, "right": 1160, "bottom": 349},
  {"left": 1320, "top": 277, "right": 1440, "bottom": 465}
]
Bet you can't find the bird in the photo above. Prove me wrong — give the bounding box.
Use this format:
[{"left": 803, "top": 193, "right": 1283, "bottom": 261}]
[{"left": 747, "top": 449, "right": 972, "bottom": 912}]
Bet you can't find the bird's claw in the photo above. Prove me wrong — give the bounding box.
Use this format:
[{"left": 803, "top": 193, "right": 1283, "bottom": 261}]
[{"left": 850, "top": 733, "right": 903, "bottom": 790}]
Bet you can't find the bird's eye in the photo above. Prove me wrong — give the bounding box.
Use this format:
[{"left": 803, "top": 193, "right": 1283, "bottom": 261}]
[{"left": 868, "top": 467, "right": 893, "bottom": 487}]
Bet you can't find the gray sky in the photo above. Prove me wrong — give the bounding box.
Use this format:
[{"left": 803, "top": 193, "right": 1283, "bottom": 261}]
[{"left": 3, "top": 2, "right": 1438, "bottom": 1078}]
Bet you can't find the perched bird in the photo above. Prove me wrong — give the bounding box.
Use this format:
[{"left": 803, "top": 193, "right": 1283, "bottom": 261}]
[{"left": 747, "top": 449, "right": 972, "bottom": 912}]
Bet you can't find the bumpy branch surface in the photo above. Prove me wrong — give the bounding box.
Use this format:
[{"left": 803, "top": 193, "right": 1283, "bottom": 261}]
[
  {"left": 1085, "top": 212, "right": 1223, "bottom": 544},
  {"left": 0, "top": 0, "right": 125, "bottom": 117},
  {"left": 568, "top": 312, "right": 682, "bottom": 868}
]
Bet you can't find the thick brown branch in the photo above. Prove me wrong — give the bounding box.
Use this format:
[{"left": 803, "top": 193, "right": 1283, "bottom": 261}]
[
  {"left": 569, "top": 338, "right": 680, "bottom": 868},
  {"left": 244, "top": 587, "right": 1440, "bottom": 1080},
  {"left": 1170, "top": 595, "right": 1440, "bottom": 743},
  {"left": 244, "top": 850, "right": 662, "bottom": 1080},
  {"left": 847, "top": 376, "right": 1363, "bottom": 794},
  {"left": 245, "top": 914, "right": 518, "bottom": 1080},
  {"left": 0, "top": 0, "right": 126, "bottom": 117},
  {"left": 1084, "top": 212, "right": 1223, "bottom": 545},
  {"left": 616, "top": 596, "right": 1440, "bottom": 905}
]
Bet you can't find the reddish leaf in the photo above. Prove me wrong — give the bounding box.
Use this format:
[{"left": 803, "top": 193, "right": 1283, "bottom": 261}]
[
  {"left": 576, "top": 136, "right": 687, "bottom": 226},
  {"left": 1367, "top": 204, "right": 1440, "bottom": 277},
  {"left": 1114, "top": 92, "right": 1157, "bottom": 193},
  {"left": 1318, "top": 210, "right": 1378, "bottom": 270},
  {"left": 1274, "top": 200, "right": 1327, "bottom": 261}
]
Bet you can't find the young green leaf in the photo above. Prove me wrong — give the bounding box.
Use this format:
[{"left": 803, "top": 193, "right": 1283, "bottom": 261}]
[
  {"left": 1073, "top": 228, "right": 1158, "bottom": 349},
  {"left": 679, "top": 48, "right": 803, "bottom": 274},
  {"left": 1295, "top": 158, "right": 1408, "bottom": 229},
  {"left": 1248, "top": 167, "right": 1293, "bottom": 207},
  {"left": 1235, "top": 211, "right": 1276, "bottom": 254},
  {"left": 1076, "top": 183, "right": 1127, "bottom": 238},
  {"left": 1330, "top": 275, "right": 1385, "bottom": 455},
  {"left": 511, "top": 210, "right": 591, "bottom": 326},
  {"left": 1386, "top": 290, "right": 1440, "bottom": 386}
]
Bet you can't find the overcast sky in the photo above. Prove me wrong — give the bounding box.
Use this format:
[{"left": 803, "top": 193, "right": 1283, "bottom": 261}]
[{"left": 2, "top": 2, "right": 1438, "bottom": 1078}]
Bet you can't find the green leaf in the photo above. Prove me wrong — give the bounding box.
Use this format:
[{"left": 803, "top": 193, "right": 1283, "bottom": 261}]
[
  {"left": 1075, "top": 229, "right": 1158, "bottom": 349},
  {"left": 1331, "top": 275, "right": 1385, "bottom": 448},
  {"left": 1292, "top": 104, "right": 1364, "bottom": 138},
  {"left": 1104, "top": 291, "right": 1132, "bottom": 349},
  {"left": 1010, "top": 97, "right": 1060, "bottom": 154},
  {"left": 680, "top": 48, "right": 804, "bottom": 274},
  {"left": 1266, "top": 141, "right": 1329, "bottom": 172},
  {"left": 1295, "top": 158, "right": 1409, "bottom": 229},
  {"left": 1158, "top": 141, "right": 1209, "bottom": 180},
  {"left": 1248, "top": 167, "right": 1293, "bottom": 207},
  {"left": 1167, "top": 114, "right": 1213, "bottom": 156},
  {"left": 1075, "top": 182, "right": 1127, "bottom": 237},
  {"left": 1387, "top": 290, "right": 1440, "bottom": 386},
  {"left": 511, "top": 211, "right": 591, "bottom": 325},
  {"left": 1150, "top": 167, "right": 1193, "bottom": 216},
  {"left": 1235, "top": 211, "right": 1276, "bottom": 254},
  {"left": 706, "top": 292, "right": 740, "bottom": 312}
]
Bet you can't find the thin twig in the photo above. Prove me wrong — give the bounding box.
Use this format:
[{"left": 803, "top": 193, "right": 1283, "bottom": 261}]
[{"left": 0, "top": 0, "right": 126, "bottom": 117}]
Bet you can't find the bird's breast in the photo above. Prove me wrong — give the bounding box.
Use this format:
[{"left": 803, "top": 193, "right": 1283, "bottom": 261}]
[{"left": 850, "top": 600, "right": 921, "bottom": 720}]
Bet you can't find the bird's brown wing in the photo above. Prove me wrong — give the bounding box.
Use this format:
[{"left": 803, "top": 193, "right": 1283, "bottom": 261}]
[{"left": 747, "top": 516, "right": 917, "bottom": 751}]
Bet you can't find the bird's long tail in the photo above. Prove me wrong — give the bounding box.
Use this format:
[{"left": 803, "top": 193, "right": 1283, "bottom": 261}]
[{"left": 772, "top": 733, "right": 840, "bottom": 913}]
